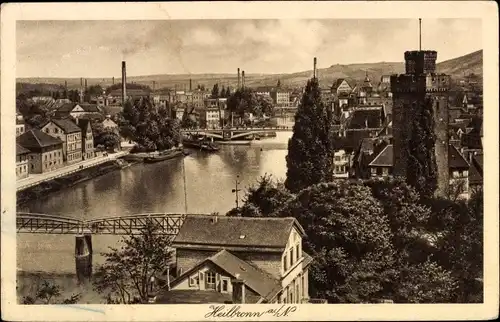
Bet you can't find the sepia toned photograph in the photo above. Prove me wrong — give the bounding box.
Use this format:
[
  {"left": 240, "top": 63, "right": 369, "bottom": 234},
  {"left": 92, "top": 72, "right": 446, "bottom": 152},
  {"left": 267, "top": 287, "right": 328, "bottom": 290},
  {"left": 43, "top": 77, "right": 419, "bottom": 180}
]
[{"left": 1, "top": 1, "right": 498, "bottom": 321}]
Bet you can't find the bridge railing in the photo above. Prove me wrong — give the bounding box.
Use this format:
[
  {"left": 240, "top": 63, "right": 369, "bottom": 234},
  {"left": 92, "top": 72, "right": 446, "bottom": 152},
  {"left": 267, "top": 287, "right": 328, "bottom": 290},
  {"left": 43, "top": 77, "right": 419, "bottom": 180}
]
[{"left": 16, "top": 212, "right": 210, "bottom": 235}]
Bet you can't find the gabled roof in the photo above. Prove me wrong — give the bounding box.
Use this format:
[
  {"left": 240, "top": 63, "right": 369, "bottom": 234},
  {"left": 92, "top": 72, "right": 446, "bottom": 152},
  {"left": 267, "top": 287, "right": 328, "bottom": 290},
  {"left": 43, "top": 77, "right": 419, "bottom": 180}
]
[
  {"left": 16, "top": 143, "right": 30, "bottom": 155},
  {"left": 332, "top": 78, "right": 351, "bottom": 91},
  {"left": 49, "top": 119, "right": 81, "bottom": 133},
  {"left": 369, "top": 144, "right": 393, "bottom": 167},
  {"left": 208, "top": 250, "right": 281, "bottom": 300},
  {"left": 57, "top": 103, "right": 78, "bottom": 113},
  {"left": 468, "top": 159, "right": 483, "bottom": 185},
  {"left": 173, "top": 215, "right": 305, "bottom": 252},
  {"left": 79, "top": 103, "right": 100, "bottom": 113},
  {"left": 449, "top": 145, "right": 470, "bottom": 169},
  {"left": 17, "top": 129, "right": 63, "bottom": 149},
  {"left": 473, "top": 153, "right": 483, "bottom": 172}
]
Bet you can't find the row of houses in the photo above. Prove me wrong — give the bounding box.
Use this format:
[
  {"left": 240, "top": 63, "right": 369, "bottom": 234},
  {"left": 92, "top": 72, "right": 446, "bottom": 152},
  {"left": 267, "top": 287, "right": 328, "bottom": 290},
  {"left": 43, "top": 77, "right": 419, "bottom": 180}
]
[{"left": 16, "top": 102, "right": 121, "bottom": 180}]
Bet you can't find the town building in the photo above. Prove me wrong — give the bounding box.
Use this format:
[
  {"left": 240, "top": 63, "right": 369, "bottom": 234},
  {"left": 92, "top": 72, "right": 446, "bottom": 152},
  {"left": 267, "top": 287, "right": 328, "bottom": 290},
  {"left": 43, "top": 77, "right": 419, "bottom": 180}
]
[
  {"left": 16, "top": 144, "right": 30, "bottom": 179},
  {"left": 41, "top": 119, "right": 82, "bottom": 165},
  {"left": 16, "top": 113, "right": 25, "bottom": 137},
  {"left": 271, "top": 89, "right": 291, "bottom": 107},
  {"left": 202, "top": 107, "right": 222, "bottom": 129},
  {"left": 331, "top": 79, "right": 353, "bottom": 98},
  {"left": 332, "top": 149, "right": 350, "bottom": 178},
  {"left": 368, "top": 144, "right": 394, "bottom": 177},
  {"left": 102, "top": 115, "right": 119, "bottom": 132},
  {"left": 17, "top": 129, "right": 64, "bottom": 174},
  {"left": 255, "top": 86, "right": 273, "bottom": 97},
  {"left": 156, "top": 216, "right": 316, "bottom": 304},
  {"left": 391, "top": 50, "right": 450, "bottom": 197},
  {"left": 54, "top": 103, "right": 102, "bottom": 120},
  {"left": 76, "top": 119, "right": 95, "bottom": 160}
]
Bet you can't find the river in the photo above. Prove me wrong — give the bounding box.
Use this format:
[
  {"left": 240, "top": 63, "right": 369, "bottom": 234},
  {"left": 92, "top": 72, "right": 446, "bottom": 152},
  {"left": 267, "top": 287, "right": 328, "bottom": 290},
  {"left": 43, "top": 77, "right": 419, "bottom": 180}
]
[{"left": 17, "top": 132, "right": 292, "bottom": 277}]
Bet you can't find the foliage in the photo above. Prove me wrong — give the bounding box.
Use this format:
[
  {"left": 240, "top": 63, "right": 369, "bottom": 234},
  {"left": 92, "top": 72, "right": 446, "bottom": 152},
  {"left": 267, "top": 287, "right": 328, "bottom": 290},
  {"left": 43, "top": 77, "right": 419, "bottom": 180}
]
[
  {"left": 93, "top": 221, "right": 175, "bottom": 304},
  {"left": 106, "top": 83, "right": 151, "bottom": 95},
  {"left": 406, "top": 97, "right": 438, "bottom": 197},
  {"left": 118, "top": 98, "right": 181, "bottom": 152},
  {"left": 228, "top": 176, "right": 480, "bottom": 303},
  {"left": 16, "top": 98, "right": 50, "bottom": 128},
  {"left": 227, "top": 174, "right": 294, "bottom": 217},
  {"left": 92, "top": 121, "right": 121, "bottom": 150},
  {"left": 22, "top": 279, "right": 81, "bottom": 305},
  {"left": 276, "top": 181, "right": 395, "bottom": 303},
  {"left": 181, "top": 106, "right": 199, "bottom": 129},
  {"left": 285, "top": 77, "right": 334, "bottom": 193},
  {"left": 227, "top": 88, "right": 274, "bottom": 119},
  {"left": 211, "top": 83, "right": 220, "bottom": 99}
]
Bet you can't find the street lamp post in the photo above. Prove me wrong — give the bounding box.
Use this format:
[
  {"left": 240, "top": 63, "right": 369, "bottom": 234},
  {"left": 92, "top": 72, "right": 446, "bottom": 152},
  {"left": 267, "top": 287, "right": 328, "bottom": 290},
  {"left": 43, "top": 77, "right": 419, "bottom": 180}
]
[{"left": 231, "top": 175, "right": 241, "bottom": 209}]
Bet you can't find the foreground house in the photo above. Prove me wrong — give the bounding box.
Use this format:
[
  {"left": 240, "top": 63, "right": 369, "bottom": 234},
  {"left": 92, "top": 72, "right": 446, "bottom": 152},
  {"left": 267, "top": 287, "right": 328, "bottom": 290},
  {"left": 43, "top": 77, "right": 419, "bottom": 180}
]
[
  {"left": 16, "top": 144, "right": 30, "bottom": 179},
  {"left": 155, "top": 216, "right": 317, "bottom": 304},
  {"left": 76, "top": 119, "right": 95, "bottom": 160}
]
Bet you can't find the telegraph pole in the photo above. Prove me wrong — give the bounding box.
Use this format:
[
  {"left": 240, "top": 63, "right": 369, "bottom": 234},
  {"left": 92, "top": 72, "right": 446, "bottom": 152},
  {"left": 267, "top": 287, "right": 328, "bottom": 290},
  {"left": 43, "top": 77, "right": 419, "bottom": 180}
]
[
  {"left": 419, "top": 18, "right": 422, "bottom": 51},
  {"left": 231, "top": 175, "right": 241, "bottom": 208}
]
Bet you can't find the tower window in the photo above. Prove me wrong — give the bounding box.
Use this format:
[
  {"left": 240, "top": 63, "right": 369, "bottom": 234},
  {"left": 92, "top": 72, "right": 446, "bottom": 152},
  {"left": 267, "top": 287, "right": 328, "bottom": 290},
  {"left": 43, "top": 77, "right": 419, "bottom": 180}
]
[{"left": 436, "top": 101, "right": 440, "bottom": 111}]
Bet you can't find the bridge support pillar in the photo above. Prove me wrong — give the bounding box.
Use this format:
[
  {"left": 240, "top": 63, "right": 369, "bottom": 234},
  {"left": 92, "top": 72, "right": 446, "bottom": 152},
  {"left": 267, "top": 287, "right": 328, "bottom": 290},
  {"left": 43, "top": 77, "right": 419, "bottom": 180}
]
[{"left": 75, "top": 233, "right": 93, "bottom": 284}]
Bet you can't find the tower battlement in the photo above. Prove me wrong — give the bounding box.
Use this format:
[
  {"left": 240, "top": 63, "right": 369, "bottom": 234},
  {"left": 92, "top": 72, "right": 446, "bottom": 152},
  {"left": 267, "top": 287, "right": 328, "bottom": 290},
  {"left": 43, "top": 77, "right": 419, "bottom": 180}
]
[
  {"left": 404, "top": 50, "right": 438, "bottom": 74},
  {"left": 390, "top": 74, "right": 450, "bottom": 93}
]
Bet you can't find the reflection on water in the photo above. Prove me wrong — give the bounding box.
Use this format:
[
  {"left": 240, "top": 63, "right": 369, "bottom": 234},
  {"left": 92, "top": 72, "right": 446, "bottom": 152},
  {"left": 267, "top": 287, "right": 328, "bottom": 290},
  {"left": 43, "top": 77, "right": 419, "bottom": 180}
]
[{"left": 17, "top": 133, "right": 292, "bottom": 273}]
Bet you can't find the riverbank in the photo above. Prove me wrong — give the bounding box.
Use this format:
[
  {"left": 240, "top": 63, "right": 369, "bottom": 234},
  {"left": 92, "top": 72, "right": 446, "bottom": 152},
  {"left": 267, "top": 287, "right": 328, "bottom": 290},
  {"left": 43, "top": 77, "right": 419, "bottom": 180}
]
[
  {"left": 17, "top": 271, "right": 106, "bottom": 304},
  {"left": 16, "top": 159, "right": 128, "bottom": 207}
]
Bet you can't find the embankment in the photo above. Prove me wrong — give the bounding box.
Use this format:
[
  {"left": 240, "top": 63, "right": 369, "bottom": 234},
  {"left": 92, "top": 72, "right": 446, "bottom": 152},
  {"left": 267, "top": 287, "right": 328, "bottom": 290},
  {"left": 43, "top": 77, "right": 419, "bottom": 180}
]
[{"left": 17, "top": 160, "right": 127, "bottom": 207}]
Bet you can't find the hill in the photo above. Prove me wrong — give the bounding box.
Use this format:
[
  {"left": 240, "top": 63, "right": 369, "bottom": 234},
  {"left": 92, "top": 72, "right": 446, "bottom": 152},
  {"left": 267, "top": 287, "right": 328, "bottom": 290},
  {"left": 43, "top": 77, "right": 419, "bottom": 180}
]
[{"left": 17, "top": 50, "right": 482, "bottom": 92}]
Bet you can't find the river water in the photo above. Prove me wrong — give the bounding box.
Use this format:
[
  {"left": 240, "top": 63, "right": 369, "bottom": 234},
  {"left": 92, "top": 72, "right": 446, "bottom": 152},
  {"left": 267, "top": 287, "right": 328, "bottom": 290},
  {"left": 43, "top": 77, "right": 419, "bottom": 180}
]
[{"left": 17, "top": 132, "right": 292, "bottom": 275}]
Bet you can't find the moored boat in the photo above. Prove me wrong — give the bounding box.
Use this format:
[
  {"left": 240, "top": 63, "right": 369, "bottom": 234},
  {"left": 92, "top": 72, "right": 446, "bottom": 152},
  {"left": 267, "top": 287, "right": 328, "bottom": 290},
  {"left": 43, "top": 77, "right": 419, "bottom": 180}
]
[{"left": 144, "top": 149, "right": 186, "bottom": 163}]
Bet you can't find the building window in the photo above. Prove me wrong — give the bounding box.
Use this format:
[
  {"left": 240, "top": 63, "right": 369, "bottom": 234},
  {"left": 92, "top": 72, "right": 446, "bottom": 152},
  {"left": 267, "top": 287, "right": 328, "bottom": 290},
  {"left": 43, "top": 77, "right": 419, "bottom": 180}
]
[
  {"left": 289, "top": 248, "right": 294, "bottom": 267},
  {"left": 283, "top": 254, "right": 288, "bottom": 272},
  {"left": 206, "top": 271, "right": 216, "bottom": 290},
  {"left": 221, "top": 279, "right": 229, "bottom": 293},
  {"left": 295, "top": 244, "right": 300, "bottom": 261},
  {"left": 189, "top": 275, "right": 199, "bottom": 287}
]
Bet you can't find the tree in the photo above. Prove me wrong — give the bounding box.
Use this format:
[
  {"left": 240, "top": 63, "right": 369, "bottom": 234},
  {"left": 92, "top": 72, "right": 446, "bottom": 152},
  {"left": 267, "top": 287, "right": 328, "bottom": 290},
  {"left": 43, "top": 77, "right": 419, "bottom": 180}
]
[
  {"left": 227, "top": 88, "right": 273, "bottom": 120},
  {"left": 277, "top": 79, "right": 281, "bottom": 88},
  {"left": 275, "top": 181, "right": 395, "bottom": 303},
  {"left": 285, "top": 77, "right": 334, "bottom": 193},
  {"left": 406, "top": 97, "right": 438, "bottom": 198},
  {"left": 22, "top": 279, "right": 81, "bottom": 305},
  {"left": 227, "top": 174, "right": 294, "bottom": 217},
  {"left": 93, "top": 221, "right": 175, "bottom": 303},
  {"left": 211, "top": 83, "right": 220, "bottom": 99}
]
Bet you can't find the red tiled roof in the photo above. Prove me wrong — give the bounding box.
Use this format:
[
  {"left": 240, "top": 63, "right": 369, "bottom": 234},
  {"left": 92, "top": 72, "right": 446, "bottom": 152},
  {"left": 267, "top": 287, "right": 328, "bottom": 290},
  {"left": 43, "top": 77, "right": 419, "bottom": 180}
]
[
  {"left": 369, "top": 145, "right": 393, "bottom": 167},
  {"left": 173, "top": 215, "right": 305, "bottom": 251},
  {"left": 17, "top": 129, "right": 63, "bottom": 149}
]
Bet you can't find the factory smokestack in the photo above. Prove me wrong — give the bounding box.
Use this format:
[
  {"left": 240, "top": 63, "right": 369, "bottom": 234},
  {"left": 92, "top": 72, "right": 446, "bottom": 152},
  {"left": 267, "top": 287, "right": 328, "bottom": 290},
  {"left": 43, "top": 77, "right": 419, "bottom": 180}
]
[
  {"left": 242, "top": 71, "right": 245, "bottom": 89},
  {"left": 122, "top": 61, "right": 127, "bottom": 106},
  {"left": 313, "top": 57, "right": 317, "bottom": 79},
  {"left": 237, "top": 68, "right": 241, "bottom": 89},
  {"left": 189, "top": 79, "right": 192, "bottom": 91},
  {"left": 112, "top": 77, "right": 115, "bottom": 85},
  {"left": 64, "top": 81, "right": 68, "bottom": 99}
]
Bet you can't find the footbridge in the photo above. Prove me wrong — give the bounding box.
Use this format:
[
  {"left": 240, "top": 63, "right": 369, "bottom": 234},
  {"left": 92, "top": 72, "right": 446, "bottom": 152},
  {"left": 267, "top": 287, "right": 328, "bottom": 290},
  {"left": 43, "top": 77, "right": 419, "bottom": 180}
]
[
  {"left": 16, "top": 212, "right": 211, "bottom": 235},
  {"left": 180, "top": 126, "right": 293, "bottom": 140},
  {"left": 17, "top": 212, "right": 212, "bottom": 282}
]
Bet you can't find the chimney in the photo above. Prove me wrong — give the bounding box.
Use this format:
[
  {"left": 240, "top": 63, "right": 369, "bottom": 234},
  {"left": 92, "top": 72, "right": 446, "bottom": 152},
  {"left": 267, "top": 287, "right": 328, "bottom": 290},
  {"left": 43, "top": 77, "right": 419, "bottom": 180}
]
[
  {"left": 242, "top": 71, "right": 245, "bottom": 89},
  {"left": 189, "top": 79, "right": 192, "bottom": 91},
  {"left": 313, "top": 57, "right": 317, "bottom": 79},
  {"left": 237, "top": 68, "right": 241, "bottom": 89},
  {"left": 122, "top": 61, "right": 127, "bottom": 105},
  {"left": 112, "top": 76, "right": 115, "bottom": 85},
  {"left": 231, "top": 274, "right": 245, "bottom": 304}
]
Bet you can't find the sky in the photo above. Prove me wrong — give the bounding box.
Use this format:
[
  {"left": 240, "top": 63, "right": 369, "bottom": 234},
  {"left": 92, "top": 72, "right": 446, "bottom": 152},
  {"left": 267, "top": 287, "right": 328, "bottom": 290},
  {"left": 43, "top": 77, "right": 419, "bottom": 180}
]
[{"left": 17, "top": 19, "right": 482, "bottom": 78}]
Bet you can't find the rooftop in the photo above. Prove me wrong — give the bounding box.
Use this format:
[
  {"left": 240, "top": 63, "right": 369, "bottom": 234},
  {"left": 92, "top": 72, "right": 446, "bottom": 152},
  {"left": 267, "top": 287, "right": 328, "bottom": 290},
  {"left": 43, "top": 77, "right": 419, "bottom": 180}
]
[
  {"left": 17, "top": 129, "right": 63, "bottom": 149},
  {"left": 346, "top": 107, "right": 384, "bottom": 130},
  {"left": 16, "top": 143, "right": 30, "bottom": 155},
  {"left": 449, "top": 145, "right": 470, "bottom": 169},
  {"left": 172, "top": 215, "right": 305, "bottom": 251},
  {"left": 49, "top": 118, "right": 82, "bottom": 134},
  {"left": 369, "top": 145, "right": 394, "bottom": 167}
]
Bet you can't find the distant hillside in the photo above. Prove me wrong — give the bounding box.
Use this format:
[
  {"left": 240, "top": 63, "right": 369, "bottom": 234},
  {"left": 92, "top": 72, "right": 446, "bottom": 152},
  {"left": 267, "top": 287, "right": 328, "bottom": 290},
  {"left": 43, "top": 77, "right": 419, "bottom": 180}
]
[{"left": 17, "top": 50, "right": 482, "bottom": 92}]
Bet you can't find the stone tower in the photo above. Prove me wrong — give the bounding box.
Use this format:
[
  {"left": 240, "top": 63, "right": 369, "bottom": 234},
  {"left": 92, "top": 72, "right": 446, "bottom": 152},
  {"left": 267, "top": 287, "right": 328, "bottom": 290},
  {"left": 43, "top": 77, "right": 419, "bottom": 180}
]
[{"left": 391, "top": 50, "right": 450, "bottom": 197}]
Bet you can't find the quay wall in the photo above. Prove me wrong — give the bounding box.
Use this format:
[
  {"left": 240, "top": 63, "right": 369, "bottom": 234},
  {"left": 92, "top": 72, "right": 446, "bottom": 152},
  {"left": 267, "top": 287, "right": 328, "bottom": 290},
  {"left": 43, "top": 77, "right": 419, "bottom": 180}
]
[{"left": 16, "top": 160, "right": 127, "bottom": 207}]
